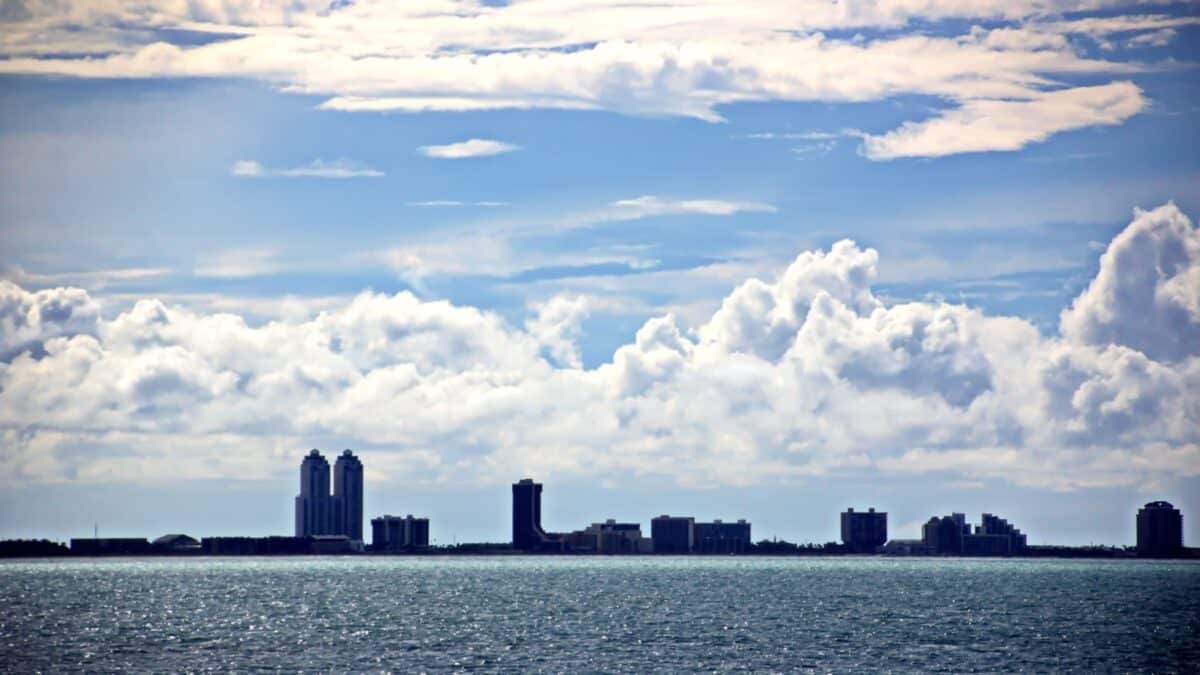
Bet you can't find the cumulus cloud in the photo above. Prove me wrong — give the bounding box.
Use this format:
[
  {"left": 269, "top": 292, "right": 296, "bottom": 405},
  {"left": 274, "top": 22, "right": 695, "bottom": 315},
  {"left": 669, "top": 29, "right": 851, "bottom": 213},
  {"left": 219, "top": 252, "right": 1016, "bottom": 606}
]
[
  {"left": 1060, "top": 202, "right": 1200, "bottom": 362},
  {"left": 0, "top": 281, "right": 100, "bottom": 361},
  {"left": 417, "top": 139, "right": 521, "bottom": 159},
  {"left": 230, "top": 158, "right": 384, "bottom": 178},
  {"left": 0, "top": 2, "right": 1175, "bottom": 158},
  {"left": 1, "top": 203, "right": 1197, "bottom": 491}
]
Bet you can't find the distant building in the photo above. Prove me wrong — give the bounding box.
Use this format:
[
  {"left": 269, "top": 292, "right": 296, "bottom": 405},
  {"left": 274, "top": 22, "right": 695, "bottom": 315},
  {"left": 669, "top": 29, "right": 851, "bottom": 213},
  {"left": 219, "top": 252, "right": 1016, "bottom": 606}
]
[
  {"left": 151, "top": 534, "right": 201, "bottom": 553},
  {"left": 70, "top": 538, "right": 152, "bottom": 556},
  {"left": 880, "top": 539, "right": 934, "bottom": 556},
  {"left": 923, "top": 512, "right": 1027, "bottom": 556},
  {"left": 694, "top": 520, "right": 751, "bottom": 554},
  {"left": 565, "top": 520, "right": 651, "bottom": 554},
  {"left": 295, "top": 449, "right": 334, "bottom": 537},
  {"left": 311, "top": 535, "right": 355, "bottom": 554},
  {"left": 202, "top": 536, "right": 313, "bottom": 555},
  {"left": 512, "top": 479, "right": 563, "bottom": 551},
  {"left": 841, "top": 508, "right": 888, "bottom": 553},
  {"left": 371, "top": 515, "right": 431, "bottom": 551},
  {"left": 333, "top": 450, "right": 364, "bottom": 541},
  {"left": 1137, "top": 501, "right": 1184, "bottom": 557},
  {"left": 651, "top": 515, "right": 695, "bottom": 553}
]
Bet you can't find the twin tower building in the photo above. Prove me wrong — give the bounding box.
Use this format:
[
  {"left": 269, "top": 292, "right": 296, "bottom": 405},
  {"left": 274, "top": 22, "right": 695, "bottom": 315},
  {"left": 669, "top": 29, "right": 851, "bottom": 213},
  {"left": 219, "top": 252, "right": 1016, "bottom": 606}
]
[{"left": 295, "top": 449, "right": 364, "bottom": 541}]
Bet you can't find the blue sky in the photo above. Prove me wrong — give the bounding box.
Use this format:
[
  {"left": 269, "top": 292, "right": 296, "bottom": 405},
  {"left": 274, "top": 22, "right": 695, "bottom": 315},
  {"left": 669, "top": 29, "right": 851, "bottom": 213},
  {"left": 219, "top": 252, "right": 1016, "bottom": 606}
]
[{"left": 1, "top": 0, "right": 1198, "bottom": 545}]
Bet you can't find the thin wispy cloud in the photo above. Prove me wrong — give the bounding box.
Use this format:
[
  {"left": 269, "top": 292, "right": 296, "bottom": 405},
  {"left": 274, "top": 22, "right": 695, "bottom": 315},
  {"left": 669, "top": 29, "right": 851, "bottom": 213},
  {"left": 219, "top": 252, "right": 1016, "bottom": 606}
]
[
  {"left": 417, "top": 139, "right": 520, "bottom": 159},
  {"left": 193, "top": 248, "right": 283, "bottom": 279},
  {"left": 612, "top": 196, "right": 776, "bottom": 218},
  {"left": 406, "top": 200, "right": 510, "bottom": 207},
  {"left": 230, "top": 159, "right": 384, "bottom": 179}
]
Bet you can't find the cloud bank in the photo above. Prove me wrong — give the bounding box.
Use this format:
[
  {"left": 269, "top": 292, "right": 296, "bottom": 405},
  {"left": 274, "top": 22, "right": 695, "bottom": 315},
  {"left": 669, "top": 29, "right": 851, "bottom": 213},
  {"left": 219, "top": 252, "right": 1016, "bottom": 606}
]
[
  {"left": 1, "top": 202, "right": 1197, "bottom": 490},
  {"left": 0, "top": 1, "right": 1184, "bottom": 159}
]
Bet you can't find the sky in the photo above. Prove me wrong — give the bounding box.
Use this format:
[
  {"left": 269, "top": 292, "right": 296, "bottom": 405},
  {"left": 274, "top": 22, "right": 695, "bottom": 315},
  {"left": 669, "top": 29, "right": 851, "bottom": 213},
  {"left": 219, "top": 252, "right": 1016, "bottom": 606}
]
[{"left": 1, "top": 0, "right": 1199, "bottom": 546}]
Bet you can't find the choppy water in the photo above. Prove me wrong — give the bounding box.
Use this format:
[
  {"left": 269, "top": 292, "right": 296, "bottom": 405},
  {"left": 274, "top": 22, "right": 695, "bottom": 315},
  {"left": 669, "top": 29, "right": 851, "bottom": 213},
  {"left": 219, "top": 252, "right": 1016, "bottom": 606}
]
[{"left": 1, "top": 556, "right": 1198, "bottom": 672}]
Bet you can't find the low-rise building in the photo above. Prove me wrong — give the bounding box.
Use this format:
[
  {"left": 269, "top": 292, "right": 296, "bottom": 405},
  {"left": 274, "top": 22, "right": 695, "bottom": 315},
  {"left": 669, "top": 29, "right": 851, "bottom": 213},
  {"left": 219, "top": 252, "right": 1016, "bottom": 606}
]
[
  {"left": 70, "top": 538, "right": 152, "bottom": 556},
  {"left": 371, "top": 514, "right": 430, "bottom": 552}
]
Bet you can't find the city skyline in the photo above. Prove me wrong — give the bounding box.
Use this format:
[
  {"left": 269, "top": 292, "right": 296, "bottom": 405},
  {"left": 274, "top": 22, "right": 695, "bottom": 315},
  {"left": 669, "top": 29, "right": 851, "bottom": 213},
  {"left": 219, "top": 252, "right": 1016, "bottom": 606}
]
[{"left": 1, "top": 2, "right": 1198, "bottom": 548}]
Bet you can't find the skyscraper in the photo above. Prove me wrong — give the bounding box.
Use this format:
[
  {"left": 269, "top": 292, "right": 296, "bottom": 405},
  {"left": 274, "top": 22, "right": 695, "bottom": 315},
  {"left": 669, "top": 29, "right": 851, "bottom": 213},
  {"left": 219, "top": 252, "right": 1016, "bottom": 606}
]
[
  {"left": 512, "top": 478, "right": 561, "bottom": 551},
  {"left": 333, "top": 449, "right": 364, "bottom": 541},
  {"left": 295, "top": 449, "right": 334, "bottom": 537},
  {"left": 1137, "top": 501, "right": 1184, "bottom": 557}
]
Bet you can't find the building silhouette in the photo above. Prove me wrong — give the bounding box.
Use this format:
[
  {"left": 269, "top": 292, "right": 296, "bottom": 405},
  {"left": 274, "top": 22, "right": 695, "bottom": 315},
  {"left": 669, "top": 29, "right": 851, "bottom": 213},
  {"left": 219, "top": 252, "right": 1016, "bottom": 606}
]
[
  {"left": 295, "top": 449, "right": 334, "bottom": 537},
  {"left": 651, "top": 515, "right": 695, "bottom": 553},
  {"left": 922, "top": 512, "right": 1026, "bottom": 556},
  {"left": 295, "top": 449, "right": 364, "bottom": 540},
  {"left": 694, "top": 520, "right": 751, "bottom": 553},
  {"left": 841, "top": 507, "right": 887, "bottom": 553},
  {"left": 511, "top": 478, "right": 564, "bottom": 551},
  {"left": 1137, "top": 501, "right": 1183, "bottom": 557},
  {"left": 564, "top": 520, "right": 652, "bottom": 554},
  {"left": 371, "top": 515, "right": 430, "bottom": 551},
  {"left": 334, "top": 450, "right": 364, "bottom": 541}
]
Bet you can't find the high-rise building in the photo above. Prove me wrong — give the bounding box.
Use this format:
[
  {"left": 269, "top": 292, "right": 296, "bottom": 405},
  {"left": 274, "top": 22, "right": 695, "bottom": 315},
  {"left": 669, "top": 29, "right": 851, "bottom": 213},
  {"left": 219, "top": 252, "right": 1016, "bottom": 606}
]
[
  {"left": 841, "top": 507, "right": 888, "bottom": 553},
  {"left": 333, "top": 449, "right": 364, "bottom": 541},
  {"left": 512, "top": 478, "right": 562, "bottom": 551},
  {"left": 651, "top": 515, "right": 695, "bottom": 553},
  {"left": 295, "top": 449, "right": 334, "bottom": 537},
  {"left": 1137, "top": 501, "right": 1184, "bottom": 557},
  {"left": 371, "top": 514, "right": 430, "bottom": 551}
]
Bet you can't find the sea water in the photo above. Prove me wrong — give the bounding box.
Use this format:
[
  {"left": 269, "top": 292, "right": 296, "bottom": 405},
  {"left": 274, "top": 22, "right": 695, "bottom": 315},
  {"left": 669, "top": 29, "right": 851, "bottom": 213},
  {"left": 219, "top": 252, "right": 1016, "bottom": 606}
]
[{"left": 1, "top": 556, "right": 1197, "bottom": 672}]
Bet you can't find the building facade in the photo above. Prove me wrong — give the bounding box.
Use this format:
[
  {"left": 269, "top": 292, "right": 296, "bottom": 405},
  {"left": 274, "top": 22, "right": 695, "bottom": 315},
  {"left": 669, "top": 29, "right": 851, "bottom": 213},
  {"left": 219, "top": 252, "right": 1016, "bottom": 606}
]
[
  {"left": 333, "top": 449, "right": 364, "bottom": 541},
  {"left": 1137, "top": 501, "right": 1184, "bottom": 557},
  {"left": 651, "top": 515, "right": 695, "bottom": 553},
  {"left": 841, "top": 507, "right": 888, "bottom": 553}
]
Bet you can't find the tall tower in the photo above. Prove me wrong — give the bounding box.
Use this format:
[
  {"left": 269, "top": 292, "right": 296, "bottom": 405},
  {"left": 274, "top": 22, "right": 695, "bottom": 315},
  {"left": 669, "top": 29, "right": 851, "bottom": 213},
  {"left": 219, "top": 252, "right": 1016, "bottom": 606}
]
[
  {"left": 295, "top": 449, "right": 333, "bottom": 537},
  {"left": 1137, "top": 501, "right": 1184, "bottom": 557},
  {"left": 512, "top": 478, "right": 558, "bottom": 550},
  {"left": 333, "top": 449, "right": 364, "bottom": 541}
]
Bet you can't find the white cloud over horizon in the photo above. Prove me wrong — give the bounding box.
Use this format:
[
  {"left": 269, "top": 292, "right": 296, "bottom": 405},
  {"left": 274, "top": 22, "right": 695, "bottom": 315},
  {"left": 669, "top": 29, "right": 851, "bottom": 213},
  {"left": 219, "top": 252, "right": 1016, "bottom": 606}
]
[
  {"left": 1, "top": 202, "right": 1196, "bottom": 492},
  {"left": 0, "top": 1, "right": 1186, "bottom": 159}
]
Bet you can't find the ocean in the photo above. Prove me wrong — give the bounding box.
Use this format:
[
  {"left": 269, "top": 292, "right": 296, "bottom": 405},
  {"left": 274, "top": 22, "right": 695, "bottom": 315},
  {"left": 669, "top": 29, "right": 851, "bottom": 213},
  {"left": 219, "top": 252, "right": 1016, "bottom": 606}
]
[{"left": 1, "top": 556, "right": 1197, "bottom": 672}]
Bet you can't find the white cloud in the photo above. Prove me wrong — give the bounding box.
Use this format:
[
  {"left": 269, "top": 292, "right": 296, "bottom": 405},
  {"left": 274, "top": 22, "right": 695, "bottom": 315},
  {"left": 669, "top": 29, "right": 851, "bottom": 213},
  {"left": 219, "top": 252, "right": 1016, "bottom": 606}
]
[
  {"left": 193, "top": 248, "right": 283, "bottom": 279},
  {"left": 860, "top": 81, "right": 1146, "bottom": 160},
  {"left": 1060, "top": 202, "right": 1200, "bottom": 362},
  {"left": 1, "top": 202, "right": 1197, "bottom": 491},
  {"left": 612, "top": 195, "right": 776, "bottom": 218},
  {"left": 417, "top": 139, "right": 521, "bottom": 159},
  {"left": 230, "top": 158, "right": 384, "bottom": 178},
  {"left": 0, "top": 2, "right": 1171, "bottom": 158}
]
